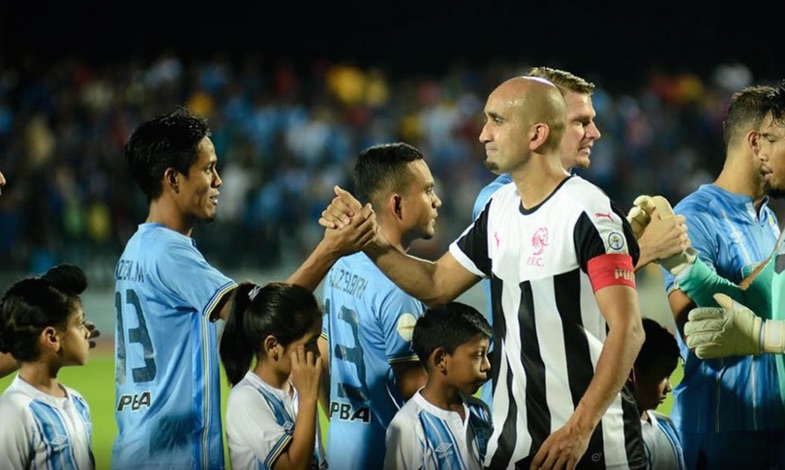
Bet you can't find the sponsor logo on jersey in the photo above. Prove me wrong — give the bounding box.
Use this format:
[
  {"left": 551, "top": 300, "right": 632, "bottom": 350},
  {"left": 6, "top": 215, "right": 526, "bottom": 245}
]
[
  {"left": 117, "top": 391, "right": 152, "bottom": 411},
  {"left": 329, "top": 401, "right": 372, "bottom": 423}
]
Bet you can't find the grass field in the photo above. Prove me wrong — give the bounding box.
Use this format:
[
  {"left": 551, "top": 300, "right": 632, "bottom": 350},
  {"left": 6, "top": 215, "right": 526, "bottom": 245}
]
[{"left": 0, "top": 347, "right": 683, "bottom": 469}]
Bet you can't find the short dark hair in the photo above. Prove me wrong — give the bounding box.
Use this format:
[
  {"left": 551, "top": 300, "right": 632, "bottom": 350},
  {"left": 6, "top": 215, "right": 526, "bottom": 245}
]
[
  {"left": 124, "top": 106, "right": 211, "bottom": 202},
  {"left": 412, "top": 302, "right": 492, "bottom": 370},
  {"left": 723, "top": 85, "right": 775, "bottom": 149},
  {"left": 636, "top": 318, "right": 679, "bottom": 377},
  {"left": 761, "top": 80, "right": 785, "bottom": 128},
  {"left": 527, "top": 66, "right": 596, "bottom": 96},
  {"left": 353, "top": 142, "right": 424, "bottom": 209},
  {"left": 0, "top": 264, "right": 88, "bottom": 362}
]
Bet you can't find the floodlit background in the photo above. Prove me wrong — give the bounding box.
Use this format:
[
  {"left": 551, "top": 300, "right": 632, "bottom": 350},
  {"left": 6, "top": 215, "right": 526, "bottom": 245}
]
[{"left": 0, "top": 4, "right": 778, "bottom": 468}]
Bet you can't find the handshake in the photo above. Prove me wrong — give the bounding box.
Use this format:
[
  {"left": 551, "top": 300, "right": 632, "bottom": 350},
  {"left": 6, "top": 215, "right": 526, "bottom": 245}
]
[{"left": 625, "top": 194, "right": 696, "bottom": 275}]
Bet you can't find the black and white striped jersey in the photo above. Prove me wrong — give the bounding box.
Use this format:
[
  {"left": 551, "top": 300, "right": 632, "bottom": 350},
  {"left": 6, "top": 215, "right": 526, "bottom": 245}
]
[{"left": 449, "top": 175, "right": 645, "bottom": 469}]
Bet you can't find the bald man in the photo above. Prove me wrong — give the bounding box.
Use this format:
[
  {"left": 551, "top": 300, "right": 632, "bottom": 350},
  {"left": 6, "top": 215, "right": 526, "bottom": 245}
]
[{"left": 320, "top": 77, "right": 647, "bottom": 469}]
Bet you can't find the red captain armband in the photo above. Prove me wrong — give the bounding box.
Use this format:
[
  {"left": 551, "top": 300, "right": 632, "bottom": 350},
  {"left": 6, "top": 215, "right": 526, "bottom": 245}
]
[{"left": 587, "top": 253, "right": 636, "bottom": 291}]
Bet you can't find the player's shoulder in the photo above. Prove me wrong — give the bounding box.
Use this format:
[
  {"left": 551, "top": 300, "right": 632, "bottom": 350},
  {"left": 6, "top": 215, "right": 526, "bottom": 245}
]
[
  {"left": 560, "top": 176, "right": 615, "bottom": 210},
  {"left": 673, "top": 184, "right": 722, "bottom": 214}
]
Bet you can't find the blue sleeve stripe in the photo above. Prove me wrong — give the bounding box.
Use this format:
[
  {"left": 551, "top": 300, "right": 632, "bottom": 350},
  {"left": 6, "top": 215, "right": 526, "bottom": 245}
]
[{"left": 265, "top": 434, "right": 292, "bottom": 469}]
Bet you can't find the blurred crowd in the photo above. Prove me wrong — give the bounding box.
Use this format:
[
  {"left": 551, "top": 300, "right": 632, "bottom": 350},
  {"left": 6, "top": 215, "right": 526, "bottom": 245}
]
[{"left": 0, "top": 51, "right": 776, "bottom": 285}]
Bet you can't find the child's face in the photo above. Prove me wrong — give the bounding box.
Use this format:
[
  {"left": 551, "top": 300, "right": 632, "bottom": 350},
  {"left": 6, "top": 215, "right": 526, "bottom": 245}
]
[
  {"left": 59, "top": 305, "right": 91, "bottom": 366},
  {"left": 444, "top": 334, "right": 491, "bottom": 396},
  {"left": 633, "top": 363, "right": 674, "bottom": 413},
  {"left": 280, "top": 317, "right": 322, "bottom": 374}
]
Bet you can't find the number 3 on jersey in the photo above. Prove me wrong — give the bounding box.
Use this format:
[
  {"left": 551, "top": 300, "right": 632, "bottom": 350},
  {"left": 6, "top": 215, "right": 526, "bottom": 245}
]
[{"left": 115, "top": 289, "right": 157, "bottom": 384}]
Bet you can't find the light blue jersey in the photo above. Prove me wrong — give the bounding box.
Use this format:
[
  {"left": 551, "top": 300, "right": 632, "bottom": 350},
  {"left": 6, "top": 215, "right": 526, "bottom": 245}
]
[
  {"left": 0, "top": 375, "right": 94, "bottom": 469},
  {"left": 112, "top": 223, "right": 237, "bottom": 470},
  {"left": 470, "top": 173, "right": 511, "bottom": 410},
  {"left": 322, "top": 252, "right": 425, "bottom": 470},
  {"left": 384, "top": 391, "right": 493, "bottom": 470},
  {"left": 661, "top": 184, "right": 785, "bottom": 467}
]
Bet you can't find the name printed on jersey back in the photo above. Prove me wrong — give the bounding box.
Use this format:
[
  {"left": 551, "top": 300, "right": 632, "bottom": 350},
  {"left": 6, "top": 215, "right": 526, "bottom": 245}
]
[
  {"left": 116, "top": 259, "right": 145, "bottom": 282},
  {"left": 328, "top": 267, "right": 368, "bottom": 298}
]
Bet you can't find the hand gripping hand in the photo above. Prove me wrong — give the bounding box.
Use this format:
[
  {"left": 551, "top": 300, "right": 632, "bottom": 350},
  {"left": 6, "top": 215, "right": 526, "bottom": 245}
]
[
  {"left": 626, "top": 195, "right": 655, "bottom": 240},
  {"left": 685, "top": 293, "right": 785, "bottom": 359},
  {"left": 647, "top": 196, "right": 696, "bottom": 276}
]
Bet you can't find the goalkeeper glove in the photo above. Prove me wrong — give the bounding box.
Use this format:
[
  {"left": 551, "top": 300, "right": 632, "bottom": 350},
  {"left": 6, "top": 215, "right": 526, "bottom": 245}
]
[
  {"left": 685, "top": 293, "right": 785, "bottom": 359},
  {"left": 646, "top": 195, "right": 696, "bottom": 276},
  {"left": 626, "top": 195, "right": 655, "bottom": 240}
]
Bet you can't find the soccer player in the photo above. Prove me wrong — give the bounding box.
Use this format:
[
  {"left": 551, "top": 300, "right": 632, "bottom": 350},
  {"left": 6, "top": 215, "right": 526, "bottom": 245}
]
[
  {"left": 0, "top": 264, "right": 94, "bottom": 469},
  {"left": 470, "top": 66, "right": 690, "bottom": 409},
  {"left": 321, "top": 76, "right": 662, "bottom": 469},
  {"left": 628, "top": 318, "right": 685, "bottom": 470},
  {"left": 112, "top": 106, "right": 374, "bottom": 469},
  {"left": 318, "top": 142, "right": 433, "bottom": 469},
  {"left": 658, "top": 84, "right": 785, "bottom": 469},
  {"left": 384, "top": 301, "right": 493, "bottom": 470},
  {"left": 220, "top": 282, "right": 325, "bottom": 469}
]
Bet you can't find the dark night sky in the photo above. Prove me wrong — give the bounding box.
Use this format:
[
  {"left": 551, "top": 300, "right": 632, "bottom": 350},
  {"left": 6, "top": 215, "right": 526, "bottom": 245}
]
[{"left": 2, "top": 3, "right": 780, "bottom": 93}]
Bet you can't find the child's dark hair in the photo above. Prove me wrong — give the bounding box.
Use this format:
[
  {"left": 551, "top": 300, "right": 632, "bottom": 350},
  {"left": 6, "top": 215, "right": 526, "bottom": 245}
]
[
  {"left": 0, "top": 264, "right": 88, "bottom": 362},
  {"left": 412, "top": 302, "right": 491, "bottom": 369},
  {"left": 219, "top": 281, "right": 322, "bottom": 386},
  {"left": 636, "top": 318, "right": 680, "bottom": 376}
]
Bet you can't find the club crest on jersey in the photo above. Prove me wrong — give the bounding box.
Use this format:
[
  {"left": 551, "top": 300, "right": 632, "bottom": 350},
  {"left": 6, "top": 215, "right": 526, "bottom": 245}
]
[
  {"left": 397, "top": 313, "right": 417, "bottom": 341},
  {"left": 607, "top": 231, "right": 625, "bottom": 251},
  {"left": 531, "top": 227, "right": 549, "bottom": 255}
]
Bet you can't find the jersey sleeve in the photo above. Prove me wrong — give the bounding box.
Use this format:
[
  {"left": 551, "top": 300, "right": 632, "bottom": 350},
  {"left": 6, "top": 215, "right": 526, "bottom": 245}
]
[
  {"left": 0, "top": 396, "right": 33, "bottom": 469},
  {"left": 574, "top": 199, "right": 638, "bottom": 291},
  {"left": 384, "top": 411, "right": 421, "bottom": 470},
  {"left": 226, "top": 387, "right": 293, "bottom": 468},
  {"left": 380, "top": 290, "right": 424, "bottom": 364},
  {"left": 152, "top": 238, "right": 237, "bottom": 318},
  {"left": 451, "top": 204, "right": 491, "bottom": 278}
]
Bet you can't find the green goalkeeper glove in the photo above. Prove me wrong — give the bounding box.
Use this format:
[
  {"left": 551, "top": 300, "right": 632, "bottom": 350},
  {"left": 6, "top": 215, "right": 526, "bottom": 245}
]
[{"left": 685, "top": 293, "right": 785, "bottom": 359}]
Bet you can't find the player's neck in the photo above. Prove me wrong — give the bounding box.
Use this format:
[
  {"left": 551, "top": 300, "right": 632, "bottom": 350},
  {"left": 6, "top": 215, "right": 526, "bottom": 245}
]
[
  {"left": 511, "top": 162, "right": 570, "bottom": 210},
  {"left": 18, "top": 362, "right": 66, "bottom": 398},
  {"left": 421, "top": 381, "right": 465, "bottom": 418},
  {"left": 146, "top": 201, "right": 195, "bottom": 236},
  {"left": 715, "top": 154, "right": 766, "bottom": 205}
]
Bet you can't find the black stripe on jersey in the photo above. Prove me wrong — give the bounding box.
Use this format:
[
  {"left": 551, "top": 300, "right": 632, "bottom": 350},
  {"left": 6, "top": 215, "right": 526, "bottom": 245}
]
[
  {"left": 555, "top": 268, "right": 607, "bottom": 469},
  {"left": 489, "top": 275, "right": 506, "bottom": 396},
  {"left": 518, "top": 281, "right": 549, "bottom": 457},
  {"left": 457, "top": 199, "right": 491, "bottom": 276},
  {"left": 621, "top": 385, "right": 647, "bottom": 469},
  {"left": 554, "top": 269, "right": 594, "bottom": 407}
]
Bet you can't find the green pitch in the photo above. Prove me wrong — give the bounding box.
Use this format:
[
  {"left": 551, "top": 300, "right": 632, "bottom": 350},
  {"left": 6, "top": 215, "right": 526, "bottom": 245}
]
[{"left": 0, "top": 350, "right": 681, "bottom": 469}]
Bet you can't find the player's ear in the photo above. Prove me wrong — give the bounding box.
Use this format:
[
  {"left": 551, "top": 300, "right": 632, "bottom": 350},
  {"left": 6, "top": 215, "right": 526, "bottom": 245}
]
[
  {"left": 40, "top": 326, "right": 61, "bottom": 354},
  {"left": 263, "top": 335, "right": 279, "bottom": 359},
  {"left": 164, "top": 168, "right": 180, "bottom": 193},
  {"left": 431, "top": 347, "right": 447, "bottom": 373},
  {"left": 387, "top": 193, "right": 403, "bottom": 220}
]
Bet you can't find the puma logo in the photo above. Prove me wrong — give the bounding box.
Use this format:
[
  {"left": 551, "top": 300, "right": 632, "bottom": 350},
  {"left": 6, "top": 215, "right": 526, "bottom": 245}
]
[{"left": 595, "top": 212, "right": 613, "bottom": 222}]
